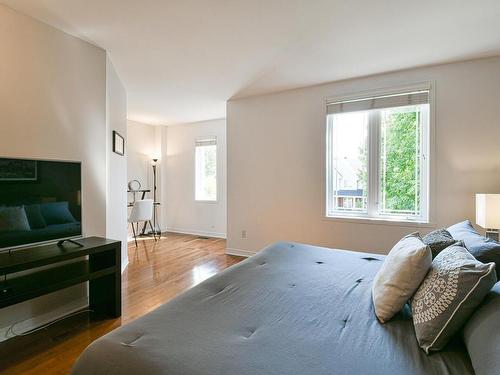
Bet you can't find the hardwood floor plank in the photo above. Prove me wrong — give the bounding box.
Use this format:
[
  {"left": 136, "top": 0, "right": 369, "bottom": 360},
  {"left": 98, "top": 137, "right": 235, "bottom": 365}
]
[{"left": 0, "top": 233, "right": 244, "bottom": 374}]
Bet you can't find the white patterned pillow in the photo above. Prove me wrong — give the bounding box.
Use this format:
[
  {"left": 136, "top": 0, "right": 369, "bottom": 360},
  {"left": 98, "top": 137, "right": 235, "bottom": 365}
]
[{"left": 411, "top": 245, "right": 497, "bottom": 353}]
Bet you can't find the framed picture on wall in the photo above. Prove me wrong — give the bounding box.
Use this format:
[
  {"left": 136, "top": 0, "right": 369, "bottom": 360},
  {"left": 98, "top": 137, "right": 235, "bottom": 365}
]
[
  {"left": 113, "top": 131, "right": 125, "bottom": 156},
  {"left": 0, "top": 159, "right": 38, "bottom": 181}
]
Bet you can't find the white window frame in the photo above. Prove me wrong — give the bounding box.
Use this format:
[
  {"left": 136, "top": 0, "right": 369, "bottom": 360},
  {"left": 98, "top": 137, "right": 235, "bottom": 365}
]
[
  {"left": 324, "top": 82, "right": 434, "bottom": 226},
  {"left": 194, "top": 136, "right": 218, "bottom": 203}
]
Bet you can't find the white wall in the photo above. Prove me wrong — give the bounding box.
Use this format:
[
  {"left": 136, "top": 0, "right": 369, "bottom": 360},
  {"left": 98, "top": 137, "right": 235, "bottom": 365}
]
[
  {"left": 106, "top": 57, "right": 128, "bottom": 271},
  {"left": 163, "top": 119, "right": 227, "bottom": 238},
  {"left": 0, "top": 5, "right": 127, "bottom": 340},
  {"left": 227, "top": 56, "right": 500, "bottom": 256},
  {"left": 126, "top": 120, "right": 159, "bottom": 236},
  {"left": 127, "top": 120, "right": 157, "bottom": 191}
]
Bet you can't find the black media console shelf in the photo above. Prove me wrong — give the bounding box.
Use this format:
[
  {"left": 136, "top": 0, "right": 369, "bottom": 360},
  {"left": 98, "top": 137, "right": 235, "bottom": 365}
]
[{"left": 0, "top": 237, "right": 121, "bottom": 318}]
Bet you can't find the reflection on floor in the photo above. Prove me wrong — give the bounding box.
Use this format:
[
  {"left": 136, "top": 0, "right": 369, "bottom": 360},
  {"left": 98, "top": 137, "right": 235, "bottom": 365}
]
[
  {"left": 192, "top": 262, "right": 219, "bottom": 285},
  {"left": 1, "top": 232, "right": 244, "bottom": 375}
]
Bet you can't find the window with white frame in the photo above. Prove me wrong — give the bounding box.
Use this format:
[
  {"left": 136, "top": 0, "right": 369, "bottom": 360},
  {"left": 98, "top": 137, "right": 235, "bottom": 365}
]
[
  {"left": 195, "top": 137, "right": 217, "bottom": 201},
  {"left": 326, "top": 88, "right": 430, "bottom": 222}
]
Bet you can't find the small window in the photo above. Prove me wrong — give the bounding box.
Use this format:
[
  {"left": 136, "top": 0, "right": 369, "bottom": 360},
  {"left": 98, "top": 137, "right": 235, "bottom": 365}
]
[
  {"left": 326, "top": 89, "right": 430, "bottom": 222},
  {"left": 195, "top": 137, "right": 217, "bottom": 201}
]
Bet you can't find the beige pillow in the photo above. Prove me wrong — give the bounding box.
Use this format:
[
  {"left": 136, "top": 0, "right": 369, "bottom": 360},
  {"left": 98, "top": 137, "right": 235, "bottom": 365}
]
[{"left": 372, "top": 233, "right": 432, "bottom": 323}]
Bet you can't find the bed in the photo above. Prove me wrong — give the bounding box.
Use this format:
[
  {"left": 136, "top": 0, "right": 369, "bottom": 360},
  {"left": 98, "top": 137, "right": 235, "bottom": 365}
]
[{"left": 72, "top": 242, "right": 475, "bottom": 375}]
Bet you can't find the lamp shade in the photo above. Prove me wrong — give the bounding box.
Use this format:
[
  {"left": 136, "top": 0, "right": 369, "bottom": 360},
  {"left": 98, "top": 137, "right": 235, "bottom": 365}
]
[{"left": 476, "top": 194, "right": 500, "bottom": 229}]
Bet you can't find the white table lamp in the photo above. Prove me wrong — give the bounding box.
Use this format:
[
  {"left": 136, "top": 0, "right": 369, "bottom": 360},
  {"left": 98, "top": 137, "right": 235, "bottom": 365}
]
[{"left": 476, "top": 193, "right": 500, "bottom": 241}]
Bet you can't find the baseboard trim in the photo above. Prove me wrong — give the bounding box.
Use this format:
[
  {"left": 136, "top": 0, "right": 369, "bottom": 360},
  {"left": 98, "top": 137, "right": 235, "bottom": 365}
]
[
  {"left": 121, "top": 258, "right": 129, "bottom": 273},
  {"left": 0, "top": 296, "right": 88, "bottom": 342},
  {"left": 225, "top": 247, "right": 256, "bottom": 257},
  {"left": 165, "top": 227, "right": 226, "bottom": 239}
]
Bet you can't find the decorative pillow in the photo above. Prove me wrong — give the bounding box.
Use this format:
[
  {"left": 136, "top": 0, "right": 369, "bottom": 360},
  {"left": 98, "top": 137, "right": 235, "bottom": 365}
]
[
  {"left": 40, "top": 201, "right": 76, "bottom": 225},
  {"left": 448, "top": 220, "right": 500, "bottom": 277},
  {"left": 0, "top": 206, "right": 31, "bottom": 233},
  {"left": 422, "top": 228, "right": 458, "bottom": 257},
  {"left": 462, "top": 282, "right": 500, "bottom": 375},
  {"left": 372, "top": 233, "right": 432, "bottom": 323},
  {"left": 24, "top": 204, "right": 47, "bottom": 229},
  {"left": 411, "top": 245, "right": 497, "bottom": 353}
]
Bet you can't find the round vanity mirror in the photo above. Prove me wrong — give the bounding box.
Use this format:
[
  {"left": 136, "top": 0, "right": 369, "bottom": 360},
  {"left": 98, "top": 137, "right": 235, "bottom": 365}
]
[{"left": 128, "top": 179, "right": 141, "bottom": 191}]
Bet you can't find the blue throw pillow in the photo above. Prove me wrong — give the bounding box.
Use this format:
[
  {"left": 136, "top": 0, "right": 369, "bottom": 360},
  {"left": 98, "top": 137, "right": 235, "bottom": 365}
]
[
  {"left": 24, "top": 204, "right": 47, "bottom": 229},
  {"left": 40, "top": 201, "right": 76, "bottom": 225},
  {"left": 0, "top": 206, "right": 31, "bottom": 233},
  {"left": 448, "top": 220, "right": 500, "bottom": 276}
]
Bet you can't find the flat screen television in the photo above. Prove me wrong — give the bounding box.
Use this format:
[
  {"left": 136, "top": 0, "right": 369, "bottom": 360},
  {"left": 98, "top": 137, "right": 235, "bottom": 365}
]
[{"left": 0, "top": 158, "right": 82, "bottom": 250}]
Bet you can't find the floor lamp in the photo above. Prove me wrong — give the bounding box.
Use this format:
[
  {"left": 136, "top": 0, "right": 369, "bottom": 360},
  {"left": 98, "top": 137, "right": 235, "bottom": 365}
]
[{"left": 152, "top": 158, "right": 161, "bottom": 237}]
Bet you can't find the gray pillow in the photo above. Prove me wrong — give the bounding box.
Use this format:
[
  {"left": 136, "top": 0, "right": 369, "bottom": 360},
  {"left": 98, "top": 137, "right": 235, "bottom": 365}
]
[
  {"left": 411, "top": 245, "right": 497, "bottom": 353},
  {"left": 462, "top": 282, "right": 500, "bottom": 375},
  {"left": 0, "top": 206, "right": 31, "bottom": 233},
  {"left": 422, "top": 228, "right": 458, "bottom": 257},
  {"left": 463, "top": 282, "right": 500, "bottom": 375},
  {"left": 372, "top": 232, "right": 432, "bottom": 323},
  {"left": 448, "top": 220, "right": 500, "bottom": 277}
]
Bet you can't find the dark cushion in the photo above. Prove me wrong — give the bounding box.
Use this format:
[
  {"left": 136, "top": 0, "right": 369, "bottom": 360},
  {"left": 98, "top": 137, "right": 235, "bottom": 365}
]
[
  {"left": 0, "top": 206, "right": 31, "bottom": 233},
  {"left": 422, "top": 228, "right": 457, "bottom": 257},
  {"left": 40, "top": 201, "right": 76, "bottom": 225},
  {"left": 411, "top": 245, "right": 497, "bottom": 353},
  {"left": 462, "top": 282, "right": 500, "bottom": 375},
  {"left": 448, "top": 220, "right": 500, "bottom": 276},
  {"left": 0, "top": 222, "right": 81, "bottom": 248},
  {"left": 24, "top": 204, "right": 47, "bottom": 229}
]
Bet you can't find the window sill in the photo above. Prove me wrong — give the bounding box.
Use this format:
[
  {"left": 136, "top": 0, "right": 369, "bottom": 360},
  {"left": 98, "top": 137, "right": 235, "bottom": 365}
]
[
  {"left": 323, "top": 215, "right": 436, "bottom": 228},
  {"left": 195, "top": 200, "right": 218, "bottom": 204}
]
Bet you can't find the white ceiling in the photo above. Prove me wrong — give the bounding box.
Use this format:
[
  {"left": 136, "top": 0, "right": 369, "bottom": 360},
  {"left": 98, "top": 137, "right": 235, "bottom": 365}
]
[{"left": 3, "top": 0, "right": 500, "bottom": 125}]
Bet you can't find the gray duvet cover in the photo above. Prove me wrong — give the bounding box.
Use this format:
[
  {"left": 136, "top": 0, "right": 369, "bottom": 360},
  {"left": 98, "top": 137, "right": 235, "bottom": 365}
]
[{"left": 73, "top": 242, "right": 474, "bottom": 375}]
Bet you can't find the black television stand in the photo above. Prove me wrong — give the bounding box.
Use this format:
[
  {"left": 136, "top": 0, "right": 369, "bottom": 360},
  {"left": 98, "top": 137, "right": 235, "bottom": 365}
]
[
  {"left": 57, "top": 238, "right": 85, "bottom": 248},
  {"left": 0, "top": 237, "right": 121, "bottom": 319}
]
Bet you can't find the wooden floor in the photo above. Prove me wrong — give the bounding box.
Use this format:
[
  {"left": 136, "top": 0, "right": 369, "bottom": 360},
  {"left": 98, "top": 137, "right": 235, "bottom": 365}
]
[{"left": 0, "top": 233, "right": 244, "bottom": 374}]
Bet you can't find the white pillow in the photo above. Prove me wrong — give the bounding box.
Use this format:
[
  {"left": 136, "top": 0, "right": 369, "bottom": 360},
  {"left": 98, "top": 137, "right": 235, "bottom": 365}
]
[{"left": 372, "top": 233, "right": 432, "bottom": 323}]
